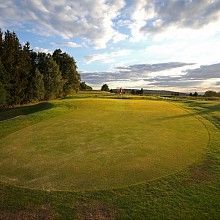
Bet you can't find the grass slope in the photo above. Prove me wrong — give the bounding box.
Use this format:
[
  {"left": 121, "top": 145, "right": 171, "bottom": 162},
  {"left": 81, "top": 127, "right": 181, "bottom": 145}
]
[
  {"left": 0, "top": 93, "right": 220, "bottom": 219},
  {"left": 0, "top": 98, "right": 208, "bottom": 191}
]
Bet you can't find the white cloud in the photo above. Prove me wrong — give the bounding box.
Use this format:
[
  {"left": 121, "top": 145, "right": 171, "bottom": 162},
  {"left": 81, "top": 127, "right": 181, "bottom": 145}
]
[
  {"left": 133, "top": 0, "right": 155, "bottom": 20},
  {"left": 112, "top": 32, "right": 128, "bottom": 43},
  {"left": 129, "top": 20, "right": 147, "bottom": 42},
  {"left": 33, "top": 46, "right": 53, "bottom": 54},
  {"left": 141, "top": 0, "right": 220, "bottom": 33},
  {"left": 199, "top": 79, "right": 220, "bottom": 91},
  {"left": 85, "top": 50, "right": 131, "bottom": 64},
  {"left": 0, "top": 0, "right": 126, "bottom": 49},
  {"left": 141, "top": 21, "right": 220, "bottom": 65},
  {"left": 116, "top": 19, "right": 131, "bottom": 26},
  {"left": 185, "top": 63, "right": 220, "bottom": 79},
  {"left": 51, "top": 41, "right": 82, "bottom": 48},
  {"left": 153, "top": 19, "right": 164, "bottom": 28},
  {"left": 1, "top": 0, "right": 220, "bottom": 50},
  {"left": 120, "top": 0, "right": 220, "bottom": 43},
  {"left": 80, "top": 61, "right": 220, "bottom": 92},
  {"left": 65, "top": 42, "right": 82, "bottom": 48},
  {"left": 126, "top": 0, "right": 155, "bottom": 41}
]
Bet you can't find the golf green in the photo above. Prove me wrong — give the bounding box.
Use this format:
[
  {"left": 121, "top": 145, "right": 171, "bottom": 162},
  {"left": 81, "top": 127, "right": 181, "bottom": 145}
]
[{"left": 0, "top": 99, "right": 209, "bottom": 191}]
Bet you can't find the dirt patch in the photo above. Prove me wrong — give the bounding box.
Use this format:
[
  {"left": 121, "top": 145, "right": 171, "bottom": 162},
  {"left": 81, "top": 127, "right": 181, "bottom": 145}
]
[
  {"left": 188, "top": 158, "right": 215, "bottom": 184},
  {"left": 0, "top": 204, "right": 57, "bottom": 220},
  {"left": 76, "top": 201, "right": 116, "bottom": 220}
]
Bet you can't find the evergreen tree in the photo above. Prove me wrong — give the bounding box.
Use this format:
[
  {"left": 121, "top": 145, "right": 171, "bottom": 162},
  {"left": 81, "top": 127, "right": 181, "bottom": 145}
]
[
  {"left": 1, "top": 30, "right": 31, "bottom": 104},
  {"left": 80, "top": 82, "right": 92, "bottom": 90},
  {"left": 204, "top": 90, "right": 217, "bottom": 97},
  {"left": 193, "top": 92, "right": 198, "bottom": 97},
  {"left": 140, "top": 88, "right": 144, "bottom": 95},
  {"left": 37, "top": 52, "right": 51, "bottom": 75},
  {"left": 0, "top": 58, "right": 9, "bottom": 97},
  {"left": 0, "top": 30, "right": 81, "bottom": 106},
  {"left": 31, "top": 68, "right": 45, "bottom": 101},
  {"left": 0, "top": 57, "right": 7, "bottom": 106},
  {"left": 0, "top": 82, "right": 6, "bottom": 106},
  {"left": 0, "top": 29, "right": 3, "bottom": 59},
  {"left": 35, "top": 68, "right": 45, "bottom": 101},
  {"left": 26, "top": 50, "right": 39, "bottom": 102},
  {"left": 19, "top": 42, "right": 32, "bottom": 103},
  {"left": 52, "top": 49, "right": 81, "bottom": 95},
  {"left": 44, "top": 58, "right": 63, "bottom": 100},
  {"left": 101, "top": 84, "right": 109, "bottom": 92}
]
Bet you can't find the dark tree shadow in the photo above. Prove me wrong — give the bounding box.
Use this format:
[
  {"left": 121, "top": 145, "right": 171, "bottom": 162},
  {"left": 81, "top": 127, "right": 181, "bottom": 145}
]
[{"left": 0, "top": 102, "right": 54, "bottom": 121}]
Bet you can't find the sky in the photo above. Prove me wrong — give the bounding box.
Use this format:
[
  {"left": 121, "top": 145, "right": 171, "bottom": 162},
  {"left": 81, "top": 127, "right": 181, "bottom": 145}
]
[{"left": 0, "top": 0, "right": 220, "bottom": 92}]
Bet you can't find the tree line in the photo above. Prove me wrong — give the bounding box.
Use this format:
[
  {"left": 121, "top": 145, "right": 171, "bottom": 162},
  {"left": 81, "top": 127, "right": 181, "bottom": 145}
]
[
  {"left": 101, "top": 83, "right": 220, "bottom": 98},
  {"left": 204, "top": 90, "right": 220, "bottom": 97},
  {"left": 0, "top": 30, "right": 91, "bottom": 106}
]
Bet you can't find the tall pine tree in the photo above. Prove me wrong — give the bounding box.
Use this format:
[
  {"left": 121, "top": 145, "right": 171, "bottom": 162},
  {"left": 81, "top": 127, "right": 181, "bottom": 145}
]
[
  {"left": 0, "top": 59, "right": 7, "bottom": 106},
  {"left": 19, "top": 42, "right": 32, "bottom": 103},
  {"left": 0, "top": 29, "right": 3, "bottom": 59},
  {"left": 1, "top": 31, "right": 31, "bottom": 104},
  {"left": 32, "top": 68, "right": 45, "bottom": 101},
  {"left": 0, "top": 30, "right": 81, "bottom": 106},
  {"left": 53, "top": 49, "right": 80, "bottom": 95},
  {"left": 44, "top": 58, "right": 64, "bottom": 100}
]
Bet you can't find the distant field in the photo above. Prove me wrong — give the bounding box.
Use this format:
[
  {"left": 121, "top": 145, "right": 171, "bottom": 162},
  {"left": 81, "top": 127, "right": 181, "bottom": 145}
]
[{"left": 0, "top": 98, "right": 208, "bottom": 191}]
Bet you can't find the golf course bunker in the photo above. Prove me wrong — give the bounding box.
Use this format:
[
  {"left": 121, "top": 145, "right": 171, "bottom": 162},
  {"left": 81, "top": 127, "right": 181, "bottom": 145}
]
[{"left": 0, "top": 99, "right": 209, "bottom": 191}]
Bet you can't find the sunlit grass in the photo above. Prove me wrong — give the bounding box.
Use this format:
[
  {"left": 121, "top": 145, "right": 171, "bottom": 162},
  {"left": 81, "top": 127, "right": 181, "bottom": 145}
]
[
  {"left": 0, "top": 94, "right": 220, "bottom": 219},
  {"left": 0, "top": 98, "right": 208, "bottom": 191}
]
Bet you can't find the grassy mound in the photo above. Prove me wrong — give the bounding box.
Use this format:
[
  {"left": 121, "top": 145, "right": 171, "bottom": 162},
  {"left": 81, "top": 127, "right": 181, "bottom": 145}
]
[{"left": 0, "top": 98, "right": 208, "bottom": 190}]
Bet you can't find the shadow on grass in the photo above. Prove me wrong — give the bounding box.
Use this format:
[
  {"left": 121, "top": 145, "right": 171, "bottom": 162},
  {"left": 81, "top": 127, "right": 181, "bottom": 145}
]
[
  {"left": 0, "top": 102, "right": 54, "bottom": 121},
  {"left": 158, "top": 102, "right": 220, "bottom": 122}
]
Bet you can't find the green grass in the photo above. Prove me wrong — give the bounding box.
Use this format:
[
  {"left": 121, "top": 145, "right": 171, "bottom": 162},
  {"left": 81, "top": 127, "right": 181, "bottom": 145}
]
[
  {"left": 0, "top": 92, "right": 220, "bottom": 219},
  {"left": 0, "top": 98, "right": 208, "bottom": 191}
]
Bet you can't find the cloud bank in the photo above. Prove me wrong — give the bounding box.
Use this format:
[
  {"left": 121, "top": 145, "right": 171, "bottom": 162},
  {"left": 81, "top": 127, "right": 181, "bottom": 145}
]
[
  {"left": 0, "top": 0, "right": 126, "bottom": 49},
  {"left": 1, "top": 0, "right": 220, "bottom": 48},
  {"left": 80, "top": 62, "right": 220, "bottom": 91},
  {"left": 184, "top": 63, "right": 220, "bottom": 79},
  {"left": 116, "top": 62, "right": 195, "bottom": 73},
  {"left": 1, "top": 1, "right": 220, "bottom": 92}
]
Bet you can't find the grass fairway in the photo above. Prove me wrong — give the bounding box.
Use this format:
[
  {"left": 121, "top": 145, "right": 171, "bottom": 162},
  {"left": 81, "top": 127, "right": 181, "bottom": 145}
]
[{"left": 0, "top": 98, "right": 208, "bottom": 191}]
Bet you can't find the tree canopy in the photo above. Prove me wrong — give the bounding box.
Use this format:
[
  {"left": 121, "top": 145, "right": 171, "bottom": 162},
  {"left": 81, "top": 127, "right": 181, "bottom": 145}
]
[
  {"left": 80, "top": 82, "right": 92, "bottom": 90},
  {"left": 101, "top": 84, "right": 110, "bottom": 92},
  {"left": 0, "top": 30, "right": 82, "bottom": 106},
  {"left": 204, "top": 90, "right": 220, "bottom": 97}
]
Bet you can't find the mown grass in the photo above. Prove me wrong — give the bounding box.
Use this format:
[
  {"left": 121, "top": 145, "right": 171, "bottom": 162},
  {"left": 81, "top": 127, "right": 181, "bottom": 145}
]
[
  {"left": 0, "top": 98, "right": 208, "bottom": 191},
  {"left": 0, "top": 101, "right": 76, "bottom": 139},
  {"left": 0, "top": 92, "right": 220, "bottom": 219}
]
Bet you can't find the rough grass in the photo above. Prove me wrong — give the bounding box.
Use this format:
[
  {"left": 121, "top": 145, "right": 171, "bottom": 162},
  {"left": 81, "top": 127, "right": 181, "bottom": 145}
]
[
  {"left": 0, "top": 98, "right": 208, "bottom": 191},
  {"left": 0, "top": 204, "right": 57, "bottom": 220},
  {"left": 0, "top": 93, "right": 220, "bottom": 219},
  {"left": 75, "top": 201, "right": 116, "bottom": 220}
]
